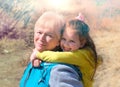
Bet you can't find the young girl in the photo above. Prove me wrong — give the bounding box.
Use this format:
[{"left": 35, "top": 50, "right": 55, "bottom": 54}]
[{"left": 30, "top": 15, "right": 101, "bottom": 87}]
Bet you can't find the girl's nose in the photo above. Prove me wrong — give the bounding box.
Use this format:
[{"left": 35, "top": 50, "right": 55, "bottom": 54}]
[{"left": 64, "top": 41, "right": 69, "bottom": 47}]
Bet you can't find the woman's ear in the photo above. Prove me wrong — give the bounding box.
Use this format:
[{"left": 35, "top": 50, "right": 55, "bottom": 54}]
[{"left": 80, "top": 38, "right": 86, "bottom": 48}]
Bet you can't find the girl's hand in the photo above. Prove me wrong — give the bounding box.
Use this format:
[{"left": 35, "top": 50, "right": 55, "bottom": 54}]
[
  {"left": 30, "top": 48, "right": 38, "bottom": 62},
  {"left": 30, "top": 48, "right": 42, "bottom": 67},
  {"left": 32, "top": 58, "right": 42, "bottom": 67}
]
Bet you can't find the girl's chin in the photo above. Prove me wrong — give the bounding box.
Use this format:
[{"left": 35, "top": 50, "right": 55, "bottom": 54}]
[
  {"left": 63, "top": 50, "right": 71, "bottom": 51},
  {"left": 63, "top": 48, "right": 71, "bottom": 51}
]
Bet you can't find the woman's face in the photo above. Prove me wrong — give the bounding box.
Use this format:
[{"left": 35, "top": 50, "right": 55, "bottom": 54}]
[{"left": 34, "top": 26, "right": 60, "bottom": 52}]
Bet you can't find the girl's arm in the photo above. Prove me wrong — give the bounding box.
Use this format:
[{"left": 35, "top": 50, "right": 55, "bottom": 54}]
[{"left": 36, "top": 49, "right": 94, "bottom": 67}]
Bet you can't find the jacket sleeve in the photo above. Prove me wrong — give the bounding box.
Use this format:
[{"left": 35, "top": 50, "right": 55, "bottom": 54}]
[
  {"left": 49, "top": 64, "right": 83, "bottom": 87},
  {"left": 36, "top": 49, "right": 95, "bottom": 67}
]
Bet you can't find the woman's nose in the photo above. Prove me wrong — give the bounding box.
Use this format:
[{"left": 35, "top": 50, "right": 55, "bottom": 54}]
[{"left": 39, "top": 34, "right": 46, "bottom": 41}]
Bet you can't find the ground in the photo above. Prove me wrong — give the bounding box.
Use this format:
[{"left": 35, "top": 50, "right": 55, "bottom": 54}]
[{"left": 0, "top": 28, "right": 120, "bottom": 87}]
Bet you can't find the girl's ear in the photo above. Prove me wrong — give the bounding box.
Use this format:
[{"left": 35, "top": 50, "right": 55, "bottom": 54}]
[{"left": 80, "top": 38, "right": 86, "bottom": 48}]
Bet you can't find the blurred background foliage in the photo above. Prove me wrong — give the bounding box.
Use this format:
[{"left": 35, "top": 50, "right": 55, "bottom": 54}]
[
  {"left": 0, "top": 1, "right": 120, "bottom": 87},
  {"left": 0, "top": 0, "right": 120, "bottom": 54},
  {"left": 0, "top": 0, "right": 36, "bottom": 54}
]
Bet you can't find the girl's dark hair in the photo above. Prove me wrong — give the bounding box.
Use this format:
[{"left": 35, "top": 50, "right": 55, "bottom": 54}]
[{"left": 64, "top": 19, "right": 98, "bottom": 79}]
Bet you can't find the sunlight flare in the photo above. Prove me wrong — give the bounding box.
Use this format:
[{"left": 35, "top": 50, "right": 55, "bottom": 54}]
[{"left": 46, "top": 0, "right": 70, "bottom": 9}]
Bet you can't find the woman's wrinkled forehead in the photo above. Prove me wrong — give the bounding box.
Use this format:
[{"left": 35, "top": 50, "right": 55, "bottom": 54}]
[
  {"left": 34, "top": 11, "right": 65, "bottom": 38},
  {"left": 35, "top": 17, "right": 57, "bottom": 31}
]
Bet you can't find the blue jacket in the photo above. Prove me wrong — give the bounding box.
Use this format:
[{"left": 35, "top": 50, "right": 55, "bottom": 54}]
[
  {"left": 49, "top": 64, "right": 83, "bottom": 87},
  {"left": 20, "top": 62, "right": 83, "bottom": 87}
]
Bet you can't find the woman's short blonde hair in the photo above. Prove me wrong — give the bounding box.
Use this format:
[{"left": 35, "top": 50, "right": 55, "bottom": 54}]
[{"left": 35, "top": 11, "right": 65, "bottom": 39}]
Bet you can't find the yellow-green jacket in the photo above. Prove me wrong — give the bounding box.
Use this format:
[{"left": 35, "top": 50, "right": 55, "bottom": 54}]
[{"left": 36, "top": 48, "right": 101, "bottom": 87}]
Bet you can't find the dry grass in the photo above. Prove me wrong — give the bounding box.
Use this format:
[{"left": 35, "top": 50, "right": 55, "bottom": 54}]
[
  {"left": 0, "top": 49, "right": 31, "bottom": 87},
  {"left": 0, "top": 15, "right": 120, "bottom": 87},
  {"left": 0, "top": 24, "right": 120, "bottom": 87},
  {"left": 0, "top": 38, "right": 27, "bottom": 54},
  {"left": 92, "top": 25, "right": 120, "bottom": 87},
  {"left": 0, "top": 1, "right": 120, "bottom": 86}
]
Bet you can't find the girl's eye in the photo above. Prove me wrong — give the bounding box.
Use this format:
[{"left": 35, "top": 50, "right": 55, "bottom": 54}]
[
  {"left": 69, "top": 40, "right": 77, "bottom": 46},
  {"left": 70, "top": 40, "right": 75, "bottom": 43}
]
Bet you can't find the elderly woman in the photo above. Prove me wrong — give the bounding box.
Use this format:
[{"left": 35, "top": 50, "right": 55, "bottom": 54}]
[{"left": 20, "top": 11, "right": 83, "bottom": 87}]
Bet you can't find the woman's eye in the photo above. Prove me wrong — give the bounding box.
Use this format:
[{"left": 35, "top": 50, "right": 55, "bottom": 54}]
[
  {"left": 37, "top": 31, "right": 42, "bottom": 34},
  {"left": 47, "top": 34, "right": 53, "bottom": 38}
]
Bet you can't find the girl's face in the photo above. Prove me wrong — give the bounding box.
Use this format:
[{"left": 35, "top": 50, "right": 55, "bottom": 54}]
[
  {"left": 34, "top": 26, "right": 60, "bottom": 52},
  {"left": 60, "top": 27, "right": 83, "bottom": 51}
]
